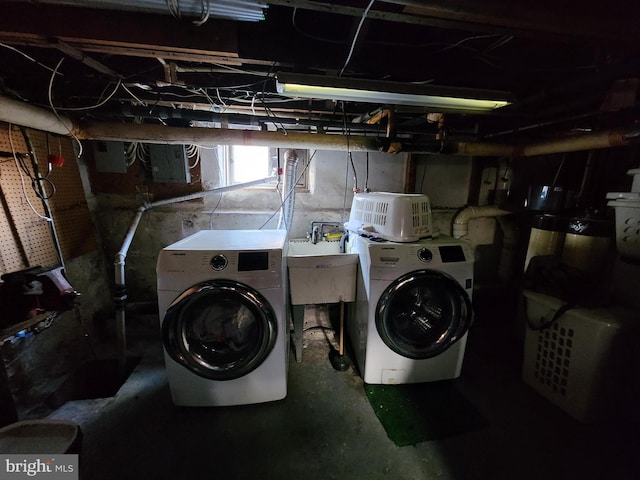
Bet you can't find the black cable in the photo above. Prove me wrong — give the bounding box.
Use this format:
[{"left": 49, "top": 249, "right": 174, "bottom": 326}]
[
  {"left": 365, "top": 152, "right": 370, "bottom": 191},
  {"left": 341, "top": 102, "right": 358, "bottom": 189},
  {"left": 523, "top": 296, "right": 575, "bottom": 331},
  {"left": 349, "top": 152, "right": 358, "bottom": 188},
  {"left": 13, "top": 148, "right": 55, "bottom": 200},
  {"left": 31, "top": 176, "right": 56, "bottom": 200}
]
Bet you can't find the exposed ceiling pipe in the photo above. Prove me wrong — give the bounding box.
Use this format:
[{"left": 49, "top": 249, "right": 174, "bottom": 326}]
[
  {"left": 0, "top": 96, "right": 75, "bottom": 136},
  {"left": 366, "top": 109, "right": 396, "bottom": 138},
  {"left": 3, "top": 96, "right": 640, "bottom": 157},
  {"left": 76, "top": 120, "right": 640, "bottom": 156},
  {"left": 77, "top": 120, "right": 387, "bottom": 152},
  {"left": 119, "top": 104, "right": 386, "bottom": 134}
]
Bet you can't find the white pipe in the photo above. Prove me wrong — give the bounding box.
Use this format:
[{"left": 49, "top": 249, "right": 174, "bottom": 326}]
[
  {"left": 0, "top": 95, "right": 74, "bottom": 135},
  {"left": 452, "top": 205, "right": 511, "bottom": 238}
]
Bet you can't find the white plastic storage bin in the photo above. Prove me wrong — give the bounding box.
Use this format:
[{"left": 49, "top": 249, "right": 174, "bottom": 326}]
[
  {"left": 607, "top": 197, "right": 640, "bottom": 261},
  {"left": 522, "top": 289, "right": 637, "bottom": 422},
  {"left": 345, "top": 192, "right": 435, "bottom": 242}
]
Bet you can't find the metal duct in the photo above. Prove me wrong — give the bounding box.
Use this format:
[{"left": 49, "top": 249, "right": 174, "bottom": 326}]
[
  {"left": 277, "top": 149, "right": 299, "bottom": 230},
  {"left": 32, "top": 0, "right": 267, "bottom": 21}
]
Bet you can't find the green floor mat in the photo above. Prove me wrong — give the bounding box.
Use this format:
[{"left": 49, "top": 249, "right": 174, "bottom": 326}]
[{"left": 365, "top": 381, "right": 485, "bottom": 446}]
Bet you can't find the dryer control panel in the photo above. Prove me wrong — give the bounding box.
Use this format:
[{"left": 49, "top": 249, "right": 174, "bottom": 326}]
[
  {"left": 360, "top": 235, "right": 475, "bottom": 287},
  {"left": 369, "top": 242, "right": 471, "bottom": 268}
]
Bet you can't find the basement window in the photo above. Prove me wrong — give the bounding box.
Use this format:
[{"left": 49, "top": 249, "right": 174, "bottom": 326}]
[{"left": 206, "top": 145, "right": 308, "bottom": 190}]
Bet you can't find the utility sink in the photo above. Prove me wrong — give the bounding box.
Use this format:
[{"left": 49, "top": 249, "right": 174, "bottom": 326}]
[{"left": 287, "top": 240, "right": 358, "bottom": 304}]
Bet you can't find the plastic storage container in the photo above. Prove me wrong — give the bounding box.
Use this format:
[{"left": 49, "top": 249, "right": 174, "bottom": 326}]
[
  {"left": 345, "top": 192, "right": 435, "bottom": 242},
  {"left": 522, "top": 289, "right": 637, "bottom": 422},
  {"left": 607, "top": 193, "right": 640, "bottom": 261},
  {"left": 524, "top": 214, "right": 567, "bottom": 272},
  {"left": 606, "top": 167, "right": 640, "bottom": 261},
  {"left": 0, "top": 420, "right": 81, "bottom": 454},
  {"left": 560, "top": 215, "right": 612, "bottom": 275}
]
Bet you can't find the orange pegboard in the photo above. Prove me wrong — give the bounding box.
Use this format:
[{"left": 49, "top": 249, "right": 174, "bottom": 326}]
[
  {"left": 0, "top": 124, "right": 59, "bottom": 274},
  {"left": 24, "top": 128, "right": 98, "bottom": 259}
]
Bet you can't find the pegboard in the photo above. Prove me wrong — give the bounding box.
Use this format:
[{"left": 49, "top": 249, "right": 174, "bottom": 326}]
[
  {"left": 24, "top": 128, "right": 97, "bottom": 259},
  {"left": 0, "top": 122, "right": 101, "bottom": 276},
  {"left": 0, "top": 124, "right": 59, "bottom": 275}
]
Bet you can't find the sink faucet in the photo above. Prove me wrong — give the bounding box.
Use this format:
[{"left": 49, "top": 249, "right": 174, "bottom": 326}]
[
  {"left": 309, "top": 221, "right": 343, "bottom": 244},
  {"left": 311, "top": 225, "right": 320, "bottom": 244}
]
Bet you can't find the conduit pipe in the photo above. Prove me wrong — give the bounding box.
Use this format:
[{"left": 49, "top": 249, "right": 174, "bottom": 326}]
[
  {"left": 0, "top": 95, "right": 75, "bottom": 136},
  {"left": 113, "top": 176, "right": 276, "bottom": 373},
  {"left": 452, "top": 205, "right": 512, "bottom": 239}
]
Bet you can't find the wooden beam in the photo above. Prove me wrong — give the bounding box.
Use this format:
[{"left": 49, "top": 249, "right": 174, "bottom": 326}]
[
  {"left": 389, "top": 0, "right": 640, "bottom": 42},
  {"left": 271, "top": 0, "right": 640, "bottom": 42},
  {"left": 0, "top": 4, "right": 239, "bottom": 61}
]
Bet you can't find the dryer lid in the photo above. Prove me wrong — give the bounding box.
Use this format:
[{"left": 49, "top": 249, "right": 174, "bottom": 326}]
[{"left": 375, "top": 269, "right": 473, "bottom": 359}]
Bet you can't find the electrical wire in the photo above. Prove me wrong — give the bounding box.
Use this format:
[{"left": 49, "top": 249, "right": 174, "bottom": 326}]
[
  {"left": 365, "top": 152, "right": 369, "bottom": 191},
  {"left": 435, "top": 33, "right": 504, "bottom": 54},
  {"left": 186, "top": 144, "right": 201, "bottom": 169},
  {"left": 193, "top": 0, "right": 211, "bottom": 26},
  {"left": 166, "top": 0, "right": 181, "bottom": 19},
  {"left": 7, "top": 123, "right": 52, "bottom": 222},
  {"left": 341, "top": 102, "right": 358, "bottom": 189},
  {"left": 209, "top": 193, "right": 223, "bottom": 229},
  {"left": 339, "top": 0, "right": 376, "bottom": 77},
  {"left": 55, "top": 77, "right": 123, "bottom": 111},
  {"left": 0, "top": 42, "right": 64, "bottom": 76},
  {"left": 47, "top": 58, "right": 84, "bottom": 158},
  {"left": 340, "top": 102, "right": 357, "bottom": 222},
  {"left": 122, "top": 84, "right": 146, "bottom": 105}
]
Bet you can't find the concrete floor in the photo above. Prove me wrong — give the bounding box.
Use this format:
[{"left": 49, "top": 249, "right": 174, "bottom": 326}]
[{"left": 45, "top": 305, "right": 638, "bottom": 480}]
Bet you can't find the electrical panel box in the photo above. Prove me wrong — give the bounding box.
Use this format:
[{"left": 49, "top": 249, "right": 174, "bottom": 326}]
[
  {"left": 93, "top": 141, "right": 128, "bottom": 173},
  {"left": 149, "top": 144, "right": 191, "bottom": 184}
]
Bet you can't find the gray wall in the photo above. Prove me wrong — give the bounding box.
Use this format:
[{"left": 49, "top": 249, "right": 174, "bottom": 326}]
[{"left": 94, "top": 149, "right": 411, "bottom": 300}]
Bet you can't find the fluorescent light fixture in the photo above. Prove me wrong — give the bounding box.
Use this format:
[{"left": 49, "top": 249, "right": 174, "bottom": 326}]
[{"left": 276, "top": 73, "right": 512, "bottom": 113}]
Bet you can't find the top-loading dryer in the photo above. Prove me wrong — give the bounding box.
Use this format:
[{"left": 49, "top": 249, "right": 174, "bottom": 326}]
[
  {"left": 347, "top": 234, "right": 474, "bottom": 385},
  {"left": 156, "top": 229, "right": 288, "bottom": 406}
]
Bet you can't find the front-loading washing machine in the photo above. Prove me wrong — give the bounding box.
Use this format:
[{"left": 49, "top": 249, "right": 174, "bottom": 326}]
[
  {"left": 156, "top": 229, "right": 288, "bottom": 406},
  {"left": 347, "top": 234, "right": 474, "bottom": 384}
]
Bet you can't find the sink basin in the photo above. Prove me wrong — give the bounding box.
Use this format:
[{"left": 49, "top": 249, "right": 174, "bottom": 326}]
[{"left": 287, "top": 240, "right": 358, "bottom": 304}]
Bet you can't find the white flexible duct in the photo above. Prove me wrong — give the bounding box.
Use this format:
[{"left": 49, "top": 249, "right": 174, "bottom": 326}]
[
  {"left": 452, "top": 205, "right": 512, "bottom": 238},
  {"left": 277, "top": 149, "right": 299, "bottom": 230}
]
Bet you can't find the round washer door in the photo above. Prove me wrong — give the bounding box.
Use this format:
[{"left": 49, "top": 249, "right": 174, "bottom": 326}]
[
  {"left": 162, "top": 280, "right": 278, "bottom": 380},
  {"left": 375, "top": 269, "right": 473, "bottom": 359}
]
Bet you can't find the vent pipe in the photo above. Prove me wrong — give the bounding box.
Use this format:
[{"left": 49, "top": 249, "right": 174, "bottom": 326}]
[{"left": 277, "top": 149, "right": 299, "bottom": 230}]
